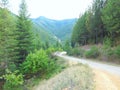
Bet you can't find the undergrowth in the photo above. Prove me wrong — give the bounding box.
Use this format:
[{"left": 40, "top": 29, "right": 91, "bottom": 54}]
[{"left": 26, "top": 57, "right": 68, "bottom": 90}]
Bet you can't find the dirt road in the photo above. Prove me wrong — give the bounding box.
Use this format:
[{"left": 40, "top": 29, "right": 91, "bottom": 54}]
[
  {"left": 58, "top": 55, "right": 120, "bottom": 76},
  {"left": 94, "top": 69, "right": 120, "bottom": 90},
  {"left": 58, "top": 55, "right": 120, "bottom": 90}
]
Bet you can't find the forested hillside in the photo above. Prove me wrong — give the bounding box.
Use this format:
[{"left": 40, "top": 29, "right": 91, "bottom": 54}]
[
  {"left": 0, "top": 0, "right": 63, "bottom": 90},
  {"left": 69, "top": 0, "right": 120, "bottom": 63},
  {"left": 32, "top": 22, "right": 58, "bottom": 44},
  {"left": 71, "top": 0, "right": 120, "bottom": 46},
  {"left": 32, "top": 16, "right": 76, "bottom": 42}
]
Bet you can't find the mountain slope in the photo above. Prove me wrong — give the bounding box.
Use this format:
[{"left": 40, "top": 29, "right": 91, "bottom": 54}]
[
  {"left": 32, "top": 16, "right": 77, "bottom": 42},
  {"left": 32, "top": 22, "right": 58, "bottom": 44}
]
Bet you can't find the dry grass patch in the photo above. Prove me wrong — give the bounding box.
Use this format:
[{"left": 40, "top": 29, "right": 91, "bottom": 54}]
[{"left": 32, "top": 64, "right": 94, "bottom": 90}]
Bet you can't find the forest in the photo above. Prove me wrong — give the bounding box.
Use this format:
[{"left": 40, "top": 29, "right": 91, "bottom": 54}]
[
  {"left": 0, "top": 0, "right": 120, "bottom": 90},
  {"left": 72, "top": 0, "right": 120, "bottom": 46},
  {"left": 70, "top": 0, "right": 120, "bottom": 62},
  {"left": 0, "top": 0, "right": 63, "bottom": 90}
]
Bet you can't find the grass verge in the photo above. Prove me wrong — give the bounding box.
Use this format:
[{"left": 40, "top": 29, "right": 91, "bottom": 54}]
[{"left": 32, "top": 61, "right": 94, "bottom": 90}]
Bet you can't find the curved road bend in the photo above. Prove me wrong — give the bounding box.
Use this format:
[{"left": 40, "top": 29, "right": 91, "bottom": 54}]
[{"left": 58, "top": 55, "right": 120, "bottom": 76}]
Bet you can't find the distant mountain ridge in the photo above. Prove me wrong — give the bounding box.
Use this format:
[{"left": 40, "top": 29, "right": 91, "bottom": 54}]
[{"left": 32, "top": 16, "right": 77, "bottom": 43}]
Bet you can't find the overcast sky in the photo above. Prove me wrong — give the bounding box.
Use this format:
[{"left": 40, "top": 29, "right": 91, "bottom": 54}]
[{"left": 9, "top": 0, "right": 93, "bottom": 20}]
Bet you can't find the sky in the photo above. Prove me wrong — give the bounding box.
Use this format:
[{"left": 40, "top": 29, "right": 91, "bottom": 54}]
[{"left": 9, "top": 0, "right": 93, "bottom": 20}]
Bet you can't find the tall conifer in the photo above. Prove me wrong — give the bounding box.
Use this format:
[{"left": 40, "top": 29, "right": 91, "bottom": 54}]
[
  {"left": 0, "top": 0, "right": 18, "bottom": 73},
  {"left": 16, "top": 0, "right": 33, "bottom": 64}
]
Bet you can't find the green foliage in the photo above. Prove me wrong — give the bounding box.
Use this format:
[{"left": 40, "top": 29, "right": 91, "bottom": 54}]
[
  {"left": 32, "top": 33, "right": 42, "bottom": 50},
  {"left": 102, "top": 38, "right": 114, "bottom": 56},
  {"left": 46, "top": 47, "right": 57, "bottom": 56},
  {"left": 72, "top": 48, "right": 81, "bottom": 56},
  {"left": 84, "top": 46, "right": 99, "bottom": 58},
  {"left": 71, "top": 0, "right": 120, "bottom": 61},
  {"left": 21, "top": 49, "right": 49, "bottom": 74},
  {"left": 7, "top": 62, "right": 17, "bottom": 72},
  {"left": 16, "top": 0, "right": 33, "bottom": 64},
  {"left": 32, "top": 16, "right": 76, "bottom": 42},
  {"left": 71, "top": 13, "right": 88, "bottom": 46},
  {"left": 102, "top": 0, "right": 120, "bottom": 40},
  {"left": 0, "top": 2, "right": 18, "bottom": 77},
  {"left": 71, "top": 0, "right": 120, "bottom": 46},
  {"left": 114, "top": 46, "right": 120, "bottom": 58},
  {"left": 3, "top": 69, "right": 24, "bottom": 90},
  {"left": 32, "top": 23, "right": 57, "bottom": 45},
  {"left": 0, "top": 9, "right": 17, "bottom": 61},
  {"left": 63, "top": 40, "right": 72, "bottom": 55},
  {"left": 26, "top": 57, "right": 68, "bottom": 89},
  {"left": 105, "top": 48, "right": 114, "bottom": 56},
  {"left": 71, "top": 0, "right": 106, "bottom": 46},
  {"left": 103, "top": 37, "right": 112, "bottom": 48},
  {"left": 69, "top": 48, "right": 85, "bottom": 57},
  {"left": 99, "top": 45, "right": 120, "bottom": 62}
]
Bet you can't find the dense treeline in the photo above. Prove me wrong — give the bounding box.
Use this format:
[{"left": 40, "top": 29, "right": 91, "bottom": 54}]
[
  {"left": 0, "top": 0, "right": 33, "bottom": 89},
  {"left": 0, "top": 0, "right": 32, "bottom": 73},
  {"left": 70, "top": 0, "right": 120, "bottom": 64},
  {"left": 0, "top": 0, "right": 18, "bottom": 74},
  {"left": 71, "top": 0, "right": 120, "bottom": 47},
  {"left": 0, "top": 0, "right": 62, "bottom": 90}
]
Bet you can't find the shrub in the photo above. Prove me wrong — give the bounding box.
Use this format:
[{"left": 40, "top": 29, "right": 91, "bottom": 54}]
[
  {"left": 103, "top": 37, "right": 112, "bottom": 48},
  {"left": 46, "top": 47, "right": 63, "bottom": 57},
  {"left": 21, "top": 49, "right": 49, "bottom": 75},
  {"left": 72, "top": 48, "right": 80, "bottom": 56},
  {"left": 71, "top": 48, "right": 85, "bottom": 57},
  {"left": 84, "top": 46, "right": 99, "bottom": 58},
  {"left": 114, "top": 46, "right": 120, "bottom": 58},
  {"left": 3, "top": 69, "right": 24, "bottom": 90},
  {"left": 46, "top": 47, "right": 56, "bottom": 57},
  {"left": 102, "top": 38, "right": 114, "bottom": 56}
]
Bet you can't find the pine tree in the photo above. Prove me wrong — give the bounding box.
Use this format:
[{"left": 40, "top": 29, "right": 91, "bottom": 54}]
[
  {"left": 102, "top": 0, "right": 120, "bottom": 43},
  {"left": 16, "top": 0, "right": 33, "bottom": 64},
  {"left": 92, "top": 0, "right": 105, "bottom": 44},
  {"left": 71, "top": 13, "right": 88, "bottom": 46},
  {"left": 0, "top": 0, "right": 18, "bottom": 74},
  {"left": 33, "top": 33, "right": 42, "bottom": 50}
]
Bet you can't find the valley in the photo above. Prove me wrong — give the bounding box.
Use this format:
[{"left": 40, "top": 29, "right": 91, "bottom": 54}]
[{"left": 32, "top": 16, "right": 77, "bottom": 43}]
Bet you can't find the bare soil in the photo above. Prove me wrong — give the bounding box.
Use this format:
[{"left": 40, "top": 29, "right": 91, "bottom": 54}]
[{"left": 93, "top": 69, "right": 120, "bottom": 90}]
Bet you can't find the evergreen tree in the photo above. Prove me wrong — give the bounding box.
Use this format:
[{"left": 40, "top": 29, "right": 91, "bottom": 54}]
[
  {"left": 0, "top": 0, "right": 18, "bottom": 74},
  {"left": 33, "top": 33, "right": 42, "bottom": 50},
  {"left": 71, "top": 0, "right": 106, "bottom": 46},
  {"left": 16, "top": 0, "right": 33, "bottom": 64},
  {"left": 92, "top": 0, "right": 105, "bottom": 43},
  {"left": 63, "top": 40, "right": 72, "bottom": 53},
  {"left": 71, "top": 13, "right": 88, "bottom": 46},
  {"left": 102, "top": 0, "right": 120, "bottom": 43},
  {"left": 55, "top": 41, "right": 61, "bottom": 48}
]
